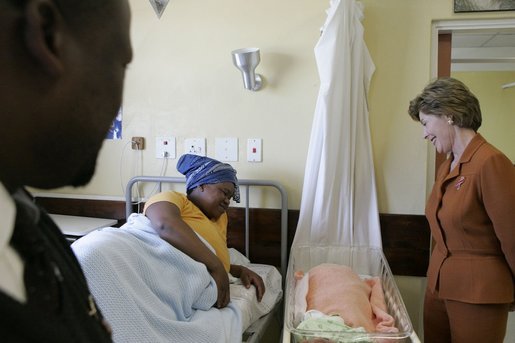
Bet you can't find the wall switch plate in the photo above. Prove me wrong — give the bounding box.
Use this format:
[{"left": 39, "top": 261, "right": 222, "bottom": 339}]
[
  {"left": 131, "top": 137, "right": 145, "bottom": 150},
  {"left": 156, "top": 136, "right": 176, "bottom": 158},
  {"left": 215, "top": 137, "right": 238, "bottom": 162},
  {"left": 184, "top": 138, "right": 206, "bottom": 156},
  {"left": 247, "top": 138, "right": 262, "bottom": 162}
]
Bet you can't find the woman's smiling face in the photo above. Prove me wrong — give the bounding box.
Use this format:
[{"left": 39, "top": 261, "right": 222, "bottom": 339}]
[
  {"left": 419, "top": 111, "right": 454, "bottom": 155},
  {"left": 192, "top": 182, "right": 235, "bottom": 220}
]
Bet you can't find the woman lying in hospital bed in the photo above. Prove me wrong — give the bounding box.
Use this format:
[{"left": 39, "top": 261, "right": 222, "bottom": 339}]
[
  {"left": 294, "top": 263, "right": 398, "bottom": 337},
  {"left": 144, "top": 153, "right": 265, "bottom": 308},
  {"left": 71, "top": 154, "right": 282, "bottom": 343}
]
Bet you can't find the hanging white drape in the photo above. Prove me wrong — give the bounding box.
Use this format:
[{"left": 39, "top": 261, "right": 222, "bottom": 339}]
[{"left": 292, "top": 0, "right": 381, "bottom": 248}]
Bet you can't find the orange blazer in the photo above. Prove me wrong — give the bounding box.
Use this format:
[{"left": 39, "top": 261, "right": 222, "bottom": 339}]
[{"left": 425, "top": 134, "right": 515, "bottom": 304}]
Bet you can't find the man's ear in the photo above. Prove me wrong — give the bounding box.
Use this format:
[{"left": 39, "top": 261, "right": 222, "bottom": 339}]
[{"left": 24, "top": 0, "right": 65, "bottom": 77}]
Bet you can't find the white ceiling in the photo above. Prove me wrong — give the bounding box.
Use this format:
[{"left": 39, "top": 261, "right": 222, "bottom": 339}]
[{"left": 451, "top": 28, "right": 515, "bottom": 71}]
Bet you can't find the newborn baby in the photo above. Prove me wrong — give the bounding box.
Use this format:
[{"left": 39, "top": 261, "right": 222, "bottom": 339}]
[{"left": 296, "top": 263, "right": 397, "bottom": 333}]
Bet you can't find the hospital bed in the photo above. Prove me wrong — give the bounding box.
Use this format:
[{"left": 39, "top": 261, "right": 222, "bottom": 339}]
[{"left": 73, "top": 176, "right": 288, "bottom": 343}]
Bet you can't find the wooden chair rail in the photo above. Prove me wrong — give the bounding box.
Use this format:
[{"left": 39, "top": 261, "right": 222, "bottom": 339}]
[{"left": 35, "top": 197, "right": 430, "bottom": 277}]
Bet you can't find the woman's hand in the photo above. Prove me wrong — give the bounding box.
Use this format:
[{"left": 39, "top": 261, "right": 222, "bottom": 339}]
[
  {"left": 230, "top": 264, "right": 266, "bottom": 302},
  {"left": 210, "top": 265, "right": 230, "bottom": 308}
]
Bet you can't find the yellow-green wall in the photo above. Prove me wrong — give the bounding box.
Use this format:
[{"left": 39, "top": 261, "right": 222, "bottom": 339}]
[
  {"left": 44, "top": 0, "right": 513, "bottom": 215},
  {"left": 452, "top": 71, "right": 515, "bottom": 162}
]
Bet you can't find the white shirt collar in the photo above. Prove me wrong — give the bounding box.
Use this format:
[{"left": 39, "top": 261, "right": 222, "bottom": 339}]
[
  {"left": 0, "top": 182, "right": 16, "bottom": 252},
  {"left": 0, "top": 182, "right": 26, "bottom": 302}
]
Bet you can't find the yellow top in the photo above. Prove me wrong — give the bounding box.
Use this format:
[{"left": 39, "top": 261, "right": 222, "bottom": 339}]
[{"left": 143, "top": 191, "right": 230, "bottom": 272}]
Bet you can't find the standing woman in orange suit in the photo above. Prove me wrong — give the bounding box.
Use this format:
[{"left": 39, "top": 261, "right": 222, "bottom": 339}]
[{"left": 408, "top": 77, "right": 515, "bottom": 343}]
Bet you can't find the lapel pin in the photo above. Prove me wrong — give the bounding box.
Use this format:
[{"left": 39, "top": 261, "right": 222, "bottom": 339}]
[{"left": 455, "top": 176, "right": 465, "bottom": 190}]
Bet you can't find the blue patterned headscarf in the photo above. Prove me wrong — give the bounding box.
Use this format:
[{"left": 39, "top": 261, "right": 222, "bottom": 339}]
[{"left": 177, "top": 154, "right": 240, "bottom": 203}]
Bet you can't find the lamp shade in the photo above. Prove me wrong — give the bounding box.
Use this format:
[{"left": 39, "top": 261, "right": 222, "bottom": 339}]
[{"left": 232, "top": 48, "right": 262, "bottom": 91}]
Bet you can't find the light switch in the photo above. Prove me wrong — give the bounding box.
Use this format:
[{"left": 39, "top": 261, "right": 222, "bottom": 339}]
[
  {"left": 247, "top": 138, "right": 262, "bottom": 162},
  {"left": 156, "top": 137, "right": 176, "bottom": 159},
  {"left": 215, "top": 137, "right": 238, "bottom": 162}
]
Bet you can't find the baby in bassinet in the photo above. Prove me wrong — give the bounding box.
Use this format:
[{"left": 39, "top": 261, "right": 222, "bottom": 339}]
[{"left": 294, "top": 263, "right": 398, "bottom": 335}]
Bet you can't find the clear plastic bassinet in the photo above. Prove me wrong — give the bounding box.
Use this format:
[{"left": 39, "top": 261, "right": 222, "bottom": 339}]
[{"left": 284, "top": 245, "right": 414, "bottom": 342}]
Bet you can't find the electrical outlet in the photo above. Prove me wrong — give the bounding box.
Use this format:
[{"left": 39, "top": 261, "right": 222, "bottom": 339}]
[
  {"left": 131, "top": 137, "right": 145, "bottom": 150},
  {"left": 184, "top": 138, "right": 206, "bottom": 156}
]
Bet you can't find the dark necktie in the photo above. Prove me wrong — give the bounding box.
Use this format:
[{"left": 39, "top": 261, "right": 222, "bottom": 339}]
[{"left": 9, "top": 195, "right": 61, "bottom": 313}]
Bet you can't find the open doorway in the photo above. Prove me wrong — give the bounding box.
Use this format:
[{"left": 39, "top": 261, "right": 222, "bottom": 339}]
[{"left": 432, "top": 18, "right": 515, "bottom": 173}]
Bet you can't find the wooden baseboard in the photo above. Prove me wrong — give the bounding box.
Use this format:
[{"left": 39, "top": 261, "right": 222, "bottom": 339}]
[
  {"left": 34, "top": 197, "right": 127, "bottom": 224},
  {"left": 379, "top": 213, "right": 430, "bottom": 276},
  {"left": 34, "top": 196, "right": 430, "bottom": 277}
]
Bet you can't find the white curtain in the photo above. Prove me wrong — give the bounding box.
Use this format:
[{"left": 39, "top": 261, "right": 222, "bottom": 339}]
[{"left": 292, "top": 0, "right": 381, "bottom": 248}]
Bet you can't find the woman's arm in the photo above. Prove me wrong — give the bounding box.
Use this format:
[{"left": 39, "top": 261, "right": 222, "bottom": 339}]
[
  {"left": 229, "top": 264, "right": 265, "bottom": 302},
  {"left": 482, "top": 154, "right": 515, "bottom": 276},
  {"left": 145, "top": 201, "right": 230, "bottom": 308}
]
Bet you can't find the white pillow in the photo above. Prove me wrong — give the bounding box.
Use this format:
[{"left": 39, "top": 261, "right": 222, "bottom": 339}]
[{"left": 228, "top": 248, "right": 251, "bottom": 266}]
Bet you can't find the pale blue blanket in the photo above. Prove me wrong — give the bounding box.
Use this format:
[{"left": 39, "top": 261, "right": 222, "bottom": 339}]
[{"left": 72, "top": 213, "right": 242, "bottom": 343}]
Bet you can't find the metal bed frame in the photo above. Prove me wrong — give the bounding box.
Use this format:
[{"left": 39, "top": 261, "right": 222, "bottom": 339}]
[{"left": 125, "top": 176, "right": 288, "bottom": 279}]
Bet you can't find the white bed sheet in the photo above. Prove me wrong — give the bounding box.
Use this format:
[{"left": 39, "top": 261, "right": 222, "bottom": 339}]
[
  {"left": 71, "top": 214, "right": 282, "bottom": 342},
  {"left": 228, "top": 248, "right": 283, "bottom": 331}
]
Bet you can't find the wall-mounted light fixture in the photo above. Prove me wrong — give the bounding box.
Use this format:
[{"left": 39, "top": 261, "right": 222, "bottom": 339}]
[{"left": 231, "top": 48, "right": 262, "bottom": 91}]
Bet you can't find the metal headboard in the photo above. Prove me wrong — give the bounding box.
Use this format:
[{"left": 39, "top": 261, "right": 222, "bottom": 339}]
[{"left": 125, "top": 176, "right": 288, "bottom": 279}]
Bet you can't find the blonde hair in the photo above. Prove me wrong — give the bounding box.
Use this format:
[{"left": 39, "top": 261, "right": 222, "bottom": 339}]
[{"left": 408, "top": 77, "right": 482, "bottom": 131}]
